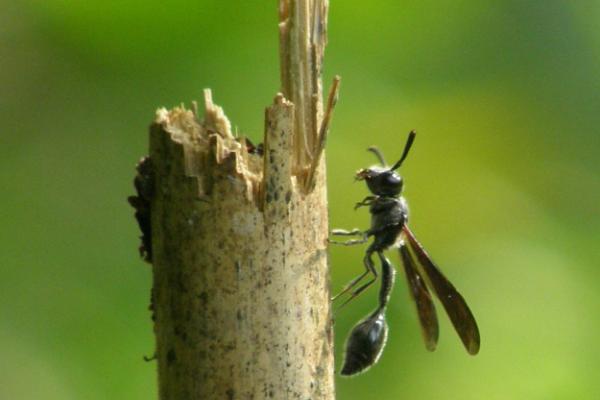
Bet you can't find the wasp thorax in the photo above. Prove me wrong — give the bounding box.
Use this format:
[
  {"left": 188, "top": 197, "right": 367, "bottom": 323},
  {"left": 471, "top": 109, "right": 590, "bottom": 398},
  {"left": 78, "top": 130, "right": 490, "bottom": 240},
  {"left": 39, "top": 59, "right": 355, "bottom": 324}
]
[{"left": 356, "top": 167, "right": 403, "bottom": 197}]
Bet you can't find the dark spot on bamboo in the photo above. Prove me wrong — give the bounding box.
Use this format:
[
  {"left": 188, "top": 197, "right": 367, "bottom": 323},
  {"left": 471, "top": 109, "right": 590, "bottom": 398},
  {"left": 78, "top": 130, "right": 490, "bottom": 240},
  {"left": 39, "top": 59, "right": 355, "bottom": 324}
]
[
  {"left": 226, "top": 388, "right": 235, "bottom": 400},
  {"left": 198, "top": 291, "right": 208, "bottom": 306},
  {"left": 176, "top": 274, "right": 187, "bottom": 292},
  {"left": 149, "top": 289, "right": 156, "bottom": 322},
  {"left": 167, "top": 348, "right": 176, "bottom": 365},
  {"left": 128, "top": 156, "right": 154, "bottom": 263}
]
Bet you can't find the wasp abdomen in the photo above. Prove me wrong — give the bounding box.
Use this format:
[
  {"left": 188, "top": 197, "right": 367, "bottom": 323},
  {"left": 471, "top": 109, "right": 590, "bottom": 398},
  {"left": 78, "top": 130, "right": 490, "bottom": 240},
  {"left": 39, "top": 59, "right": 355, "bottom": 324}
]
[{"left": 341, "top": 312, "right": 388, "bottom": 376}]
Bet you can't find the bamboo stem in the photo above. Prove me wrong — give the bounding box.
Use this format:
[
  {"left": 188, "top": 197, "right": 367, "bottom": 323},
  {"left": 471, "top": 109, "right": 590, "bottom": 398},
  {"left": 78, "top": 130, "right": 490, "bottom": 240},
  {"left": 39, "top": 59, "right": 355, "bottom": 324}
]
[{"left": 130, "top": 1, "right": 338, "bottom": 399}]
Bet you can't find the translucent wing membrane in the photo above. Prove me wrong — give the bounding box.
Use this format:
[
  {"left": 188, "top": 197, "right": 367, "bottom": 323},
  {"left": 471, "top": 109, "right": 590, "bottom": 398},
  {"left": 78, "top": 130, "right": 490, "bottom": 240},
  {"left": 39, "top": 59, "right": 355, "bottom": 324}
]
[
  {"left": 399, "top": 244, "right": 439, "bottom": 351},
  {"left": 403, "top": 226, "right": 480, "bottom": 355}
]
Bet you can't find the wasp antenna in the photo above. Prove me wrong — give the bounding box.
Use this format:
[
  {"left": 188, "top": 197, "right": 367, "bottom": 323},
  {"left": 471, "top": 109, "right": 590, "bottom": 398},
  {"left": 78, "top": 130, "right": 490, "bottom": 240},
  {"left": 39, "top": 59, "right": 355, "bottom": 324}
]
[
  {"left": 390, "top": 130, "right": 416, "bottom": 171},
  {"left": 367, "top": 146, "right": 387, "bottom": 166}
]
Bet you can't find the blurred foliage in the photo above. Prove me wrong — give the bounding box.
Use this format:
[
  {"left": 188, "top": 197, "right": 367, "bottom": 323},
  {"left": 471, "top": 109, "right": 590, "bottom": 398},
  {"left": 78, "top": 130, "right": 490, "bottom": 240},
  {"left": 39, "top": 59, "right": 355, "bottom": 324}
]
[{"left": 1, "top": 1, "right": 599, "bottom": 399}]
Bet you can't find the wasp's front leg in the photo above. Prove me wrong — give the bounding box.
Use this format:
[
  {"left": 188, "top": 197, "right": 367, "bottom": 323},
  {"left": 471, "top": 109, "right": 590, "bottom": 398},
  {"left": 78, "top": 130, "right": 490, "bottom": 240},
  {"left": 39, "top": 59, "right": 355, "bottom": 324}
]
[{"left": 354, "top": 195, "right": 377, "bottom": 210}]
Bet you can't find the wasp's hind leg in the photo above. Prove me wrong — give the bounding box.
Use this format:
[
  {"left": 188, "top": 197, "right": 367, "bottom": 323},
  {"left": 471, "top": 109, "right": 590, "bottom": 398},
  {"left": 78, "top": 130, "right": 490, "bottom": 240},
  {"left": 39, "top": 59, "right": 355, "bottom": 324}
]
[{"left": 334, "top": 247, "right": 379, "bottom": 309}]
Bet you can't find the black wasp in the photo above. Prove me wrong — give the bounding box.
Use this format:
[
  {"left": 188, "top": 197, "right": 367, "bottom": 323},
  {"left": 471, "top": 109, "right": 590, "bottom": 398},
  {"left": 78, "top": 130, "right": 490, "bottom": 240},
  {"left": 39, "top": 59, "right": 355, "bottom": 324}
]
[{"left": 330, "top": 131, "right": 480, "bottom": 376}]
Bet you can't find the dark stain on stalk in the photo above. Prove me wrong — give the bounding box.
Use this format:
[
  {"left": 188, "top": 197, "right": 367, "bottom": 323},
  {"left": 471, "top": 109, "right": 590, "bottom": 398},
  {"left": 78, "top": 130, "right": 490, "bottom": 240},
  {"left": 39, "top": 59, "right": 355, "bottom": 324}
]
[
  {"left": 167, "top": 348, "right": 177, "bottom": 365},
  {"left": 226, "top": 388, "right": 235, "bottom": 400},
  {"left": 128, "top": 156, "right": 154, "bottom": 263}
]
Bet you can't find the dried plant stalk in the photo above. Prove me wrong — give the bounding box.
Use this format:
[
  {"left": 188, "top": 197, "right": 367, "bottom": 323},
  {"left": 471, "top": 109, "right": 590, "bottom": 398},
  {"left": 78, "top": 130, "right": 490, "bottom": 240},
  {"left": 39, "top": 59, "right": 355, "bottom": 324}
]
[{"left": 133, "top": 1, "right": 340, "bottom": 399}]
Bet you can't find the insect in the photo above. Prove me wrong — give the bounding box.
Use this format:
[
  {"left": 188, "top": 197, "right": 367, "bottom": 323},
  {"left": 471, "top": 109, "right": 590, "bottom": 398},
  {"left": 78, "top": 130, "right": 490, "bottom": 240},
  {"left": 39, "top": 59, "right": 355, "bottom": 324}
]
[{"left": 330, "top": 131, "right": 480, "bottom": 376}]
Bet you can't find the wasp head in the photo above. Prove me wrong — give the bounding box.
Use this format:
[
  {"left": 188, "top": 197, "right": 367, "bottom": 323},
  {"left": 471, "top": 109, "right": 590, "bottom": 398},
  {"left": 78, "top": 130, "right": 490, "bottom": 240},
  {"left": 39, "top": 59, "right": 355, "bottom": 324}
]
[
  {"left": 357, "top": 131, "right": 416, "bottom": 198},
  {"left": 356, "top": 167, "right": 403, "bottom": 197}
]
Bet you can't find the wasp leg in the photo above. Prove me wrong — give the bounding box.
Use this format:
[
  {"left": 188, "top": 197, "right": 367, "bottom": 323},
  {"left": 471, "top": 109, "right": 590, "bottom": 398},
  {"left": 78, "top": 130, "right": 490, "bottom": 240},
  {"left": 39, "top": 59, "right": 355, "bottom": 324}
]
[
  {"left": 328, "top": 230, "right": 369, "bottom": 246},
  {"left": 331, "top": 228, "right": 363, "bottom": 236},
  {"left": 354, "top": 196, "right": 376, "bottom": 210},
  {"left": 332, "top": 270, "right": 370, "bottom": 301},
  {"left": 334, "top": 248, "right": 378, "bottom": 309}
]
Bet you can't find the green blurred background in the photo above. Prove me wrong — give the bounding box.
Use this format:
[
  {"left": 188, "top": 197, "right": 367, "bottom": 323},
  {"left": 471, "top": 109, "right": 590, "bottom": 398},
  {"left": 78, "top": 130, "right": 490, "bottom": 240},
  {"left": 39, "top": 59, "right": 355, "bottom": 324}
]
[{"left": 2, "top": 1, "right": 599, "bottom": 399}]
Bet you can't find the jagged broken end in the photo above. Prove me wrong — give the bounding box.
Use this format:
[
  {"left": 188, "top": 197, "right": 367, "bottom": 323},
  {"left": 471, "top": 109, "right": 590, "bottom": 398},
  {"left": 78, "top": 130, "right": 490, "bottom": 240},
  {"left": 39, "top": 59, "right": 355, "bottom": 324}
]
[
  {"left": 149, "top": 83, "right": 339, "bottom": 208},
  {"left": 151, "top": 90, "right": 263, "bottom": 203}
]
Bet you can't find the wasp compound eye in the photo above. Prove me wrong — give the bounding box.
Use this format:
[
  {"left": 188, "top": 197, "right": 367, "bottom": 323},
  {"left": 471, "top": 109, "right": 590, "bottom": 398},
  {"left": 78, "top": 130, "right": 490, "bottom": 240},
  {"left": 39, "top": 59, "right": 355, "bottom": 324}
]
[{"left": 341, "top": 312, "right": 388, "bottom": 376}]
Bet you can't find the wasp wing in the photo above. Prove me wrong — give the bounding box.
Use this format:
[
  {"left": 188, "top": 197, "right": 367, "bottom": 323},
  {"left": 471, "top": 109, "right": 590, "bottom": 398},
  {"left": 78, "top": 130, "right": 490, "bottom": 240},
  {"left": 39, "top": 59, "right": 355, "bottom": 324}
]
[
  {"left": 403, "top": 226, "right": 480, "bottom": 355},
  {"left": 399, "top": 243, "right": 439, "bottom": 351}
]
